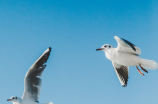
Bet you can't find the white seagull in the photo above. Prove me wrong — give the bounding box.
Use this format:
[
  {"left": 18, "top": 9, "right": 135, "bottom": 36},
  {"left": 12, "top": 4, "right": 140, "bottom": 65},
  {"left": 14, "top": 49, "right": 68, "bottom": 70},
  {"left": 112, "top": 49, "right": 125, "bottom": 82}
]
[
  {"left": 96, "top": 36, "right": 157, "bottom": 87},
  {"left": 7, "top": 47, "right": 53, "bottom": 104}
]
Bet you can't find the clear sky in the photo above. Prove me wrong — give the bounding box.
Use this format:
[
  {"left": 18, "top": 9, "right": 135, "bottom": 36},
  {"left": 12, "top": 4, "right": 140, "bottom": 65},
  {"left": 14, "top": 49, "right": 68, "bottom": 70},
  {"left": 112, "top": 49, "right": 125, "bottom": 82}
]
[{"left": 1, "top": 0, "right": 158, "bottom": 104}]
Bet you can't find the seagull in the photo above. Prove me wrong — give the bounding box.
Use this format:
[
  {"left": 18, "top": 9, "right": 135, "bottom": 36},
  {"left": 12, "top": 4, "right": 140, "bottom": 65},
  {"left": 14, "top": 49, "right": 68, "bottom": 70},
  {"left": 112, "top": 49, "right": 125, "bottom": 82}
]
[
  {"left": 96, "top": 36, "right": 157, "bottom": 87},
  {"left": 7, "top": 47, "right": 53, "bottom": 104}
]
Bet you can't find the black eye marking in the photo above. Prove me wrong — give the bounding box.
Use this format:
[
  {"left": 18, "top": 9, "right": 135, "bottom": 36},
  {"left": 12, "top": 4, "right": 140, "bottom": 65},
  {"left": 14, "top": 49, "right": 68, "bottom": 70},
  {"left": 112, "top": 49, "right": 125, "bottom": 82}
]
[
  {"left": 16, "top": 97, "right": 17, "bottom": 99},
  {"left": 13, "top": 97, "right": 14, "bottom": 99},
  {"left": 109, "top": 46, "right": 111, "bottom": 48},
  {"left": 104, "top": 45, "right": 107, "bottom": 47}
]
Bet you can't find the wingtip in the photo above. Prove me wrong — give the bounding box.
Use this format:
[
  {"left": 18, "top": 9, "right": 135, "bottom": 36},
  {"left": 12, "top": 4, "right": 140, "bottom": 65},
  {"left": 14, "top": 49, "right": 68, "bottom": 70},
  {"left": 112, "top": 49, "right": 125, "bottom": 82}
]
[
  {"left": 49, "top": 47, "right": 52, "bottom": 51},
  {"left": 114, "top": 36, "right": 119, "bottom": 39},
  {"left": 44, "top": 47, "right": 51, "bottom": 54},
  {"left": 122, "top": 85, "right": 127, "bottom": 87}
]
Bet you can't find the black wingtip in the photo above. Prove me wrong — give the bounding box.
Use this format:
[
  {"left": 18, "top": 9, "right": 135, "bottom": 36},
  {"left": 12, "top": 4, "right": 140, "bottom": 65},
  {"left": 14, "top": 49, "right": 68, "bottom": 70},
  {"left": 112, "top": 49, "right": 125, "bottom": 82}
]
[
  {"left": 49, "top": 47, "right": 52, "bottom": 51},
  {"left": 122, "top": 85, "right": 127, "bottom": 87}
]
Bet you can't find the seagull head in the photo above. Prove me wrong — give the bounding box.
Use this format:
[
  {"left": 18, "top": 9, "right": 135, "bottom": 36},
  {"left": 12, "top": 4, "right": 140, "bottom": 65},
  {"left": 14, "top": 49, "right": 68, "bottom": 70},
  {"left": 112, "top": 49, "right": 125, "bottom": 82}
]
[
  {"left": 96, "top": 44, "right": 113, "bottom": 52},
  {"left": 7, "top": 96, "right": 21, "bottom": 103}
]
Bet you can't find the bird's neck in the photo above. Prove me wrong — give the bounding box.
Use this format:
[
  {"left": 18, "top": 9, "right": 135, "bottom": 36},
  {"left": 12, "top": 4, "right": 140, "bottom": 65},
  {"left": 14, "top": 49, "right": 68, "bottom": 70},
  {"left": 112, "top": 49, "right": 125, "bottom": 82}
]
[{"left": 104, "top": 48, "right": 115, "bottom": 60}]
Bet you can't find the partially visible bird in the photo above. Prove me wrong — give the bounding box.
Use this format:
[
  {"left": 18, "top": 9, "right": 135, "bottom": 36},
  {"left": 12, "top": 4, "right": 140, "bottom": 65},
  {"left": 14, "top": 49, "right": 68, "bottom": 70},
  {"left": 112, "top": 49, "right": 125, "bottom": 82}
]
[
  {"left": 7, "top": 47, "right": 53, "bottom": 104},
  {"left": 96, "top": 36, "right": 157, "bottom": 87}
]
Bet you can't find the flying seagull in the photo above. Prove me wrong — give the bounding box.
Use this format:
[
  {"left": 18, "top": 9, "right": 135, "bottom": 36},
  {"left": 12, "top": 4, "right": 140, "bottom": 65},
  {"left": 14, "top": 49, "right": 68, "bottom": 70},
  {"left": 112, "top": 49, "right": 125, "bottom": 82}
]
[
  {"left": 96, "top": 36, "right": 157, "bottom": 87},
  {"left": 7, "top": 47, "right": 53, "bottom": 104}
]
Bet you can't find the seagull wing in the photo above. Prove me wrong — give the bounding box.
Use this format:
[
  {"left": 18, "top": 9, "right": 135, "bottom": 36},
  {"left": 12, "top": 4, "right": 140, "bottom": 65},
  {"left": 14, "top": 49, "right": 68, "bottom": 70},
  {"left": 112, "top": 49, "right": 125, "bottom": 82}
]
[
  {"left": 114, "top": 36, "right": 141, "bottom": 55},
  {"left": 112, "top": 62, "right": 129, "bottom": 87},
  {"left": 22, "top": 47, "right": 51, "bottom": 101}
]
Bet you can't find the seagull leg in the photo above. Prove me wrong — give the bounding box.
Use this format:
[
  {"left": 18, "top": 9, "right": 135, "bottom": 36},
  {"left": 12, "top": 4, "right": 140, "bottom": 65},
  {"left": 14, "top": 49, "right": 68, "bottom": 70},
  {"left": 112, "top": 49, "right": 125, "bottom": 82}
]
[
  {"left": 139, "top": 64, "right": 148, "bottom": 73},
  {"left": 136, "top": 66, "right": 144, "bottom": 76}
]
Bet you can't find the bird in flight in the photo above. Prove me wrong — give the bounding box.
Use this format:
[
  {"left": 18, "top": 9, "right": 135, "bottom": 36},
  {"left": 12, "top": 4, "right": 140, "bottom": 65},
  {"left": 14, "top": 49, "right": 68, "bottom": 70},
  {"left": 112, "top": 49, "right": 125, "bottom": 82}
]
[
  {"left": 96, "top": 36, "right": 157, "bottom": 87},
  {"left": 7, "top": 47, "right": 53, "bottom": 104}
]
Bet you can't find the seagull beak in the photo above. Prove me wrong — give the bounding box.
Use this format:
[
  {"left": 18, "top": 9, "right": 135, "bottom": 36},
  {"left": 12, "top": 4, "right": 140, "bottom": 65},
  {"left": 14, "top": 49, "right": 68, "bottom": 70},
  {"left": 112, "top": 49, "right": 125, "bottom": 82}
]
[
  {"left": 7, "top": 99, "right": 11, "bottom": 101},
  {"left": 96, "top": 48, "right": 103, "bottom": 51}
]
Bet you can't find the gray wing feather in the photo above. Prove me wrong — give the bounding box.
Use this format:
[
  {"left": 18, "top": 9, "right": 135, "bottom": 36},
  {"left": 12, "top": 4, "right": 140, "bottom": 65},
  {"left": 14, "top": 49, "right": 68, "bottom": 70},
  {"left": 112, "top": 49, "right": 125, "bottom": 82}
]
[
  {"left": 114, "top": 36, "right": 141, "bottom": 55},
  {"left": 22, "top": 47, "right": 51, "bottom": 101},
  {"left": 112, "top": 62, "right": 129, "bottom": 87},
  {"left": 121, "top": 38, "right": 136, "bottom": 51}
]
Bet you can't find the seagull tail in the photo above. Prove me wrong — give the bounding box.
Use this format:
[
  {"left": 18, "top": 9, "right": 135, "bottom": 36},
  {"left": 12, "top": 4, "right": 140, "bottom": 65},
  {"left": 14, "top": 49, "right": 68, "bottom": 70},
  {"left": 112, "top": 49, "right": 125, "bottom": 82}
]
[{"left": 140, "top": 59, "right": 158, "bottom": 70}]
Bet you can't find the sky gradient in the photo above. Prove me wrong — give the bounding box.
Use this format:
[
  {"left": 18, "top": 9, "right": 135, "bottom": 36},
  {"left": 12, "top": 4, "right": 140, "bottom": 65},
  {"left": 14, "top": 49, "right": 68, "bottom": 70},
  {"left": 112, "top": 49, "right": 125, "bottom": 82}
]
[{"left": 1, "top": 0, "right": 158, "bottom": 104}]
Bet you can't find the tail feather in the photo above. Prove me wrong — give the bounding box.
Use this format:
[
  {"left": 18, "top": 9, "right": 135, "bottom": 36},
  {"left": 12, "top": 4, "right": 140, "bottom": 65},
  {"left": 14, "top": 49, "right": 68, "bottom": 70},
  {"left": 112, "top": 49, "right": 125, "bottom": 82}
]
[{"left": 141, "top": 59, "right": 158, "bottom": 70}]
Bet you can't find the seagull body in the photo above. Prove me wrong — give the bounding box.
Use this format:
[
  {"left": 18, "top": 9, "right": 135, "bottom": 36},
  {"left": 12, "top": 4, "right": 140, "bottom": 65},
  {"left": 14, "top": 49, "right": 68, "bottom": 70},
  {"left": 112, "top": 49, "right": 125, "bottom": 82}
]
[
  {"left": 96, "top": 36, "right": 157, "bottom": 87},
  {"left": 105, "top": 47, "right": 141, "bottom": 66},
  {"left": 7, "top": 47, "right": 53, "bottom": 104}
]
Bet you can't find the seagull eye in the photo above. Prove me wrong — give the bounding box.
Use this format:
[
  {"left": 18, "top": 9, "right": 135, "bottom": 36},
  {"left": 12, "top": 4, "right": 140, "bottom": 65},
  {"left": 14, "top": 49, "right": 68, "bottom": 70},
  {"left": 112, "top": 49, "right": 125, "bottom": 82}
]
[
  {"left": 12, "top": 97, "right": 14, "bottom": 99},
  {"left": 16, "top": 97, "right": 17, "bottom": 99},
  {"left": 109, "top": 46, "right": 111, "bottom": 48},
  {"left": 104, "top": 45, "right": 107, "bottom": 48}
]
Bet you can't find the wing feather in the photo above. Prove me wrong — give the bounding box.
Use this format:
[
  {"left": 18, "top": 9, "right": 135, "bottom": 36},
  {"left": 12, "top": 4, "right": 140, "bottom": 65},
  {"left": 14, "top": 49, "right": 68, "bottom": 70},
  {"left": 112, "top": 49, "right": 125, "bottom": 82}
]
[
  {"left": 114, "top": 36, "right": 141, "bottom": 55},
  {"left": 112, "top": 62, "right": 129, "bottom": 87},
  {"left": 22, "top": 47, "right": 51, "bottom": 101}
]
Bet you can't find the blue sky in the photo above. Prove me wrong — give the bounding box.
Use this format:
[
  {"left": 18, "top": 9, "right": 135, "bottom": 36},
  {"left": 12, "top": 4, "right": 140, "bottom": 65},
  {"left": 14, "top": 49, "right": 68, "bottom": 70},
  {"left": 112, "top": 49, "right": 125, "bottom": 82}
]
[{"left": 1, "top": 0, "right": 158, "bottom": 104}]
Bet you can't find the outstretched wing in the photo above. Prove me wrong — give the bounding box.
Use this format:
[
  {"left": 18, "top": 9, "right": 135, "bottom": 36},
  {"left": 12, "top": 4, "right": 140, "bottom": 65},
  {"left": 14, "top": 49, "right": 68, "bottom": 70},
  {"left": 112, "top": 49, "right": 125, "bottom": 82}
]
[
  {"left": 22, "top": 47, "right": 51, "bottom": 101},
  {"left": 112, "top": 62, "right": 129, "bottom": 87},
  {"left": 114, "top": 36, "right": 141, "bottom": 55}
]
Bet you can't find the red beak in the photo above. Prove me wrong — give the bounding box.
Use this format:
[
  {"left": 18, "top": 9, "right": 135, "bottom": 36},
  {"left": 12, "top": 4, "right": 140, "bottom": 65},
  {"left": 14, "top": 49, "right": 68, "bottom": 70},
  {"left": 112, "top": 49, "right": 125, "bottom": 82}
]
[{"left": 7, "top": 99, "right": 11, "bottom": 101}]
